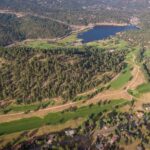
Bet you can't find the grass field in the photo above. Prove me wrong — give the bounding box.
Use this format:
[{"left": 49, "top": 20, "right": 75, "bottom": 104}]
[
  {"left": 0, "top": 99, "right": 127, "bottom": 135},
  {"left": 110, "top": 65, "right": 132, "bottom": 89}
]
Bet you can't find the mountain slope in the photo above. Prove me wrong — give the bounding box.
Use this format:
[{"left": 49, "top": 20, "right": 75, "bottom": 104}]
[
  {"left": 0, "top": 13, "right": 71, "bottom": 46},
  {"left": 0, "top": 0, "right": 149, "bottom": 12}
]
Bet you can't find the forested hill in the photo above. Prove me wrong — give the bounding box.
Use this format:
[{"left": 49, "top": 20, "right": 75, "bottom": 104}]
[
  {"left": 0, "top": 13, "right": 71, "bottom": 46},
  {"left": 0, "top": 0, "right": 149, "bottom": 12},
  {"left": 0, "top": 47, "right": 126, "bottom": 103}
]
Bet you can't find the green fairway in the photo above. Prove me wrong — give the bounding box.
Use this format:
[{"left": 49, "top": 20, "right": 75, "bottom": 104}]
[
  {"left": 87, "top": 38, "right": 129, "bottom": 51},
  {"left": 110, "top": 65, "right": 132, "bottom": 89},
  {"left": 45, "top": 99, "right": 126, "bottom": 125},
  {"left": 0, "top": 101, "right": 54, "bottom": 114},
  {"left": 0, "top": 117, "right": 43, "bottom": 135},
  {"left": 128, "top": 83, "right": 150, "bottom": 97},
  {"left": 23, "top": 40, "right": 61, "bottom": 49},
  {"left": 59, "top": 34, "right": 78, "bottom": 44},
  {"left": 0, "top": 99, "right": 127, "bottom": 135},
  {"left": 136, "top": 83, "right": 150, "bottom": 93}
]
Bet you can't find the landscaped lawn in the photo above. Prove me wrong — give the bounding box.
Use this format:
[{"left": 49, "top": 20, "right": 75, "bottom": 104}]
[
  {"left": 0, "top": 99, "right": 127, "bottom": 135},
  {"left": 110, "top": 65, "right": 132, "bottom": 89}
]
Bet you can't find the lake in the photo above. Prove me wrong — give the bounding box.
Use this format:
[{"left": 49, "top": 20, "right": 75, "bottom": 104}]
[{"left": 78, "top": 25, "right": 138, "bottom": 43}]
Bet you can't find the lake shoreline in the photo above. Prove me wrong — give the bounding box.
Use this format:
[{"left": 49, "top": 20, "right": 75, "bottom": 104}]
[
  {"left": 77, "top": 24, "right": 138, "bottom": 43},
  {"left": 6, "top": 22, "right": 134, "bottom": 48}
]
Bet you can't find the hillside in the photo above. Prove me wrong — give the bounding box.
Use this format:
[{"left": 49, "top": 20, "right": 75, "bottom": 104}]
[
  {"left": 0, "top": 46, "right": 126, "bottom": 102},
  {"left": 0, "top": 13, "right": 71, "bottom": 46},
  {"left": 0, "top": 0, "right": 150, "bottom": 11},
  {"left": 0, "top": 1, "right": 150, "bottom": 149}
]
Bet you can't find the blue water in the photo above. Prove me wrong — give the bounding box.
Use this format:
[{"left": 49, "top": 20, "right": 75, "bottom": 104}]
[{"left": 78, "top": 25, "right": 138, "bottom": 43}]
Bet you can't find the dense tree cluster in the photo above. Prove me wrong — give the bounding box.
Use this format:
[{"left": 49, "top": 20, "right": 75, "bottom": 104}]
[
  {"left": 0, "top": 47, "right": 126, "bottom": 102},
  {"left": 46, "top": 9, "right": 130, "bottom": 26},
  {"left": 0, "top": 0, "right": 149, "bottom": 12},
  {"left": 143, "top": 59, "right": 150, "bottom": 81}
]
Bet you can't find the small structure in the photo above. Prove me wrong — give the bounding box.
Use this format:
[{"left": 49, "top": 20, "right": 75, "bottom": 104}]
[
  {"left": 65, "top": 129, "right": 75, "bottom": 137},
  {"left": 96, "top": 143, "right": 104, "bottom": 150},
  {"left": 109, "top": 49, "right": 115, "bottom": 53},
  {"left": 109, "top": 136, "right": 118, "bottom": 144},
  {"left": 47, "top": 135, "right": 55, "bottom": 145},
  {"left": 143, "top": 103, "right": 150, "bottom": 111}
]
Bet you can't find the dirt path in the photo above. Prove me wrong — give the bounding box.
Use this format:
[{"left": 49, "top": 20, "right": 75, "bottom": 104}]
[
  {"left": 135, "top": 93, "right": 150, "bottom": 110},
  {"left": 126, "top": 65, "right": 145, "bottom": 90},
  {"left": 0, "top": 9, "right": 25, "bottom": 17},
  {"left": 125, "top": 54, "right": 145, "bottom": 90}
]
